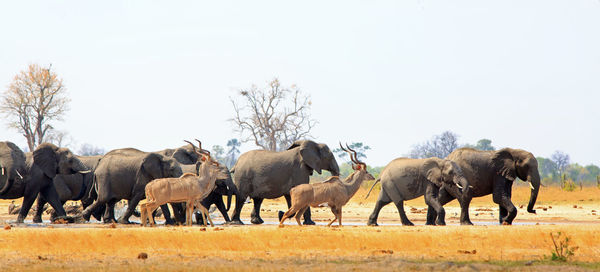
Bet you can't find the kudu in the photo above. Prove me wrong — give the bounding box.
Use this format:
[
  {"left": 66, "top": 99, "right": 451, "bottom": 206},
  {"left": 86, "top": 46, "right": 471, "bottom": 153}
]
[
  {"left": 279, "top": 143, "right": 375, "bottom": 227},
  {"left": 141, "top": 140, "right": 226, "bottom": 227}
]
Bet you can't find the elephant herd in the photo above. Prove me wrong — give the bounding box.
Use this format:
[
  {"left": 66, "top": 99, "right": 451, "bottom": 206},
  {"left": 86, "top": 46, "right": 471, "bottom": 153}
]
[{"left": 0, "top": 139, "right": 540, "bottom": 226}]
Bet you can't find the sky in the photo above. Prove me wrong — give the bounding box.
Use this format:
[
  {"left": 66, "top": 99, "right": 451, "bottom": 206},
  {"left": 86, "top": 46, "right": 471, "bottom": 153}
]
[{"left": 1, "top": 1, "right": 599, "bottom": 167}]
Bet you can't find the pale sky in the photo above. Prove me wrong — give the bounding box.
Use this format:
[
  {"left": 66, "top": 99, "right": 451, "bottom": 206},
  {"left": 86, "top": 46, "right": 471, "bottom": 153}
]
[{"left": 1, "top": 1, "right": 599, "bottom": 166}]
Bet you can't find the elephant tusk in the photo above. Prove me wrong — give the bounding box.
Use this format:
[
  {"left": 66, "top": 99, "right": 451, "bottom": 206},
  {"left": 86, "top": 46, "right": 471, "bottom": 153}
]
[
  {"left": 79, "top": 170, "right": 91, "bottom": 174},
  {"left": 1, "top": 167, "right": 4, "bottom": 176},
  {"left": 16, "top": 170, "right": 23, "bottom": 179},
  {"left": 469, "top": 185, "right": 474, "bottom": 188},
  {"left": 528, "top": 181, "right": 534, "bottom": 190},
  {"left": 455, "top": 183, "right": 463, "bottom": 189}
]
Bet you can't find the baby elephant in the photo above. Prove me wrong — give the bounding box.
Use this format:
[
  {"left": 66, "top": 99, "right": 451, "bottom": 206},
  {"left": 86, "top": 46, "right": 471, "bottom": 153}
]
[{"left": 366, "top": 157, "right": 469, "bottom": 226}]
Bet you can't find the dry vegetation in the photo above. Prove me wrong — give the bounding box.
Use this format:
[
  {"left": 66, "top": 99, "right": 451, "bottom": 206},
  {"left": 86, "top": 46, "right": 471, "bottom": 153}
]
[{"left": 0, "top": 186, "right": 599, "bottom": 271}]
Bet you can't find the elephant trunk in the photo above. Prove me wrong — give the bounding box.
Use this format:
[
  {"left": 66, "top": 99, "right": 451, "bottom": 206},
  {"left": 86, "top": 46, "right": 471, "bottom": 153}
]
[
  {"left": 455, "top": 176, "right": 469, "bottom": 195},
  {"left": 329, "top": 160, "right": 340, "bottom": 176},
  {"left": 225, "top": 178, "right": 238, "bottom": 212},
  {"left": 526, "top": 171, "right": 540, "bottom": 214}
]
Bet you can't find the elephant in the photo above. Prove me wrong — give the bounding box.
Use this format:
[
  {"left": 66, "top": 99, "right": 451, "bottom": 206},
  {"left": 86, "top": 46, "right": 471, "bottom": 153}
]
[
  {"left": 156, "top": 144, "right": 238, "bottom": 224},
  {"left": 230, "top": 140, "right": 340, "bottom": 225},
  {"left": 33, "top": 155, "right": 104, "bottom": 223},
  {"left": 81, "top": 148, "right": 183, "bottom": 224},
  {"left": 426, "top": 147, "right": 541, "bottom": 225},
  {"left": 0, "top": 141, "right": 90, "bottom": 223},
  {"left": 366, "top": 157, "right": 470, "bottom": 226}
]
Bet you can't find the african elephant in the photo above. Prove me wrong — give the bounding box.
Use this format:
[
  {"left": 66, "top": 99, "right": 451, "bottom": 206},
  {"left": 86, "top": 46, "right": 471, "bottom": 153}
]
[
  {"left": 366, "top": 157, "right": 470, "bottom": 226},
  {"left": 427, "top": 147, "right": 540, "bottom": 225},
  {"left": 81, "top": 148, "right": 183, "bottom": 224},
  {"left": 230, "top": 140, "right": 340, "bottom": 225},
  {"left": 0, "top": 142, "right": 90, "bottom": 223},
  {"left": 33, "top": 155, "right": 103, "bottom": 223}
]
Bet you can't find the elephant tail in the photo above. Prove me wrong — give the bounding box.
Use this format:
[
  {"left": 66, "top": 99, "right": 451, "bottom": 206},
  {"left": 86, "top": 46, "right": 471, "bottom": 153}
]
[
  {"left": 88, "top": 174, "right": 98, "bottom": 201},
  {"left": 365, "top": 178, "right": 380, "bottom": 199}
]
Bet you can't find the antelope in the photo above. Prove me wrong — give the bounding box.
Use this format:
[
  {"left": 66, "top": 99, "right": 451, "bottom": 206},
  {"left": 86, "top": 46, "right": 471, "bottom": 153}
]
[
  {"left": 279, "top": 143, "right": 375, "bottom": 227},
  {"left": 141, "top": 140, "right": 227, "bottom": 227}
]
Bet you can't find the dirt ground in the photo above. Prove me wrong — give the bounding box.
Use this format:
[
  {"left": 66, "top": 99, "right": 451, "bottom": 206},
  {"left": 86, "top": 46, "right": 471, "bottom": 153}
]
[{"left": 0, "top": 185, "right": 599, "bottom": 271}]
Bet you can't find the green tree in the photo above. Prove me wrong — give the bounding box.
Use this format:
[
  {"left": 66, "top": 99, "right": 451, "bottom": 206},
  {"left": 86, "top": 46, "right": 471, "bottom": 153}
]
[
  {"left": 211, "top": 145, "right": 226, "bottom": 165},
  {"left": 225, "top": 138, "right": 241, "bottom": 168}
]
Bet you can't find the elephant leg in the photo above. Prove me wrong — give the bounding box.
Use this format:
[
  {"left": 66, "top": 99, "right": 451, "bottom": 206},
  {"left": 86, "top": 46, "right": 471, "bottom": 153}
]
[
  {"left": 394, "top": 200, "right": 413, "bottom": 226},
  {"left": 424, "top": 185, "right": 445, "bottom": 226},
  {"left": 250, "top": 197, "right": 264, "bottom": 224},
  {"left": 458, "top": 195, "right": 473, "bottom": 225},
  {"left": 229, "top": 192, "right": 246, "bottom": 225},
  {"left": 33, "top": 194, "right": 47, "bottom": 223},
  {"left": 213, "top": 199, "right": 230, "bottom": 222},
  {"left": 302, "top": 207, "right": 316, "bottom": 225},
  {"left": 40, "top": 185, "right": 68, "bottom": 221},
  {"left": 17, "top": 185, "right": 41, "bottom": 223},
  {"left": 104, "top": 199, "right": 118, "bottom": 223},
  {"left": 368, "top": 189, "right": 391, "bottom": 226},
  {"left": 161, "top": 204, "right": 176, "bottom": 225},
  {"left": 493, "top": 177, "right": 516, "bottom": 225},
  {"left": 118, "top": 193, "right": 143, "bottom": 224}
]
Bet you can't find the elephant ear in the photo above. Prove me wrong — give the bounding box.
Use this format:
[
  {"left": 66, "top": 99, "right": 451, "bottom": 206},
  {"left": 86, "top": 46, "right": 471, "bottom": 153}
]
[
  {"left": 423, "top": 158, "right": 443, "bottom": 187},
  {"left": 138, "top": 153, "right": 164, "bottom": 181},
  {"left": 492, "top": 148, "right": 516, "bottom": 181},
  {"left": 33, "top": 143, "right": 59, "bottom": 178},
  {"left": 298, "top": 142, "right": 322, "bottom": 175},
  {"left": 287, "top": 140, "right": 306, "bottom": 150},
  {"left": 172, "top": 148, "right": 197, "bottom": 164}
]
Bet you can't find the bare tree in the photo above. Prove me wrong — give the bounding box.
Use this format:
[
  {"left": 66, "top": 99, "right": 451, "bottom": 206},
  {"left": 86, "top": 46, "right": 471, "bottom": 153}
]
[
  {"left": 45, "top": 129, "right": 73, "bottom": 148},
  {"left": 1, "top": 64, "right": 70, "bottom": 151},
  {"left": 230, "top": 78, "right": 315, "bottom": 151},
  {"left": 409, "top": 131, "right": 459, "bottom": 159},
  {"left": 551, "top": 150, "right": 570, "bottom": 178},
  {"left": 78, "top": 143, "right": 106, "bottom": 156}
]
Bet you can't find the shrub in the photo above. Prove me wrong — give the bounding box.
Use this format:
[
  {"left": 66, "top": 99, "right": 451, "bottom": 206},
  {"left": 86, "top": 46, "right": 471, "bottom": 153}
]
[{"left": 549, "top": 232, "right": 578, "bottom": 262}]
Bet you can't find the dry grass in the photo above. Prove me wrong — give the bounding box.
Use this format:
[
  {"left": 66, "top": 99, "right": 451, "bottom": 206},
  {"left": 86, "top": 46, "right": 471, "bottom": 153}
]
[{"left": 0, "top": 225, "right": 599, "bottom": 271}]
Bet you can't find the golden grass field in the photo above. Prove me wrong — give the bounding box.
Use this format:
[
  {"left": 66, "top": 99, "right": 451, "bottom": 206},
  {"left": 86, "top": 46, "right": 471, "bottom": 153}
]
[{"left": 0, "top": 185, "right": 599, "bottom": 271}]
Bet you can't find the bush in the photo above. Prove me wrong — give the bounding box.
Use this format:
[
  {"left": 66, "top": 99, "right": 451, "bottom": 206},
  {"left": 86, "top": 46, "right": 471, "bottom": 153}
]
[{"left": 549, "top": 232, "right": 578, "bottom": 262}]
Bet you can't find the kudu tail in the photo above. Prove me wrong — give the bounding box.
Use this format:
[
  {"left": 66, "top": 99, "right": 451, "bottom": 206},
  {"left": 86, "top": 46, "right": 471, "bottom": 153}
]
[{"left": 365, "top": 178, "right": 381, "bottom": 199}]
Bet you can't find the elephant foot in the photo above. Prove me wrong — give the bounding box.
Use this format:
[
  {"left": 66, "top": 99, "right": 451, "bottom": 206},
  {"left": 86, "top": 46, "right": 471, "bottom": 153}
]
[
  {"left": 435, "top": 220, "right": 446, "bottom": 226},
  {"left": 226, "top": 219, "right": 244, "bottom": 225},
  {"left": 132, "top": 210, "right": 141, "bottom": 217},
  {"left": 164, "top": 219, "right": 177, "bottom": 226},
  {"left": 16, "top": 215, "right": 26, "bottom": 224},
  {"left": 250, "top": 217, "right": 264, "bottom": 224},
  {"left": 103, "top": 217, "right": 116, "bottom": 224},
  {"left": 116, "top": 218, "right": 132, "bottom": 224},
  {"left": 52, "top": 216, "right": 75, "bottom": 224},
  {"left": 367, "top": 220, "right": 379, "bottom": 226},
  {"left": 33, "top": 216, "right": 43, "bottom": 223},
  {"left": 460, "top": 220, "right": 474, "bottom": 226},
  {"left": 425, "top": 221, "right": 436, "bottom": 226},
  {"left": 302, "top": 219, "right": 316, "bottom": 225},
  {"left": 401, "top": 221, "right": 415, "bottom": 226}
]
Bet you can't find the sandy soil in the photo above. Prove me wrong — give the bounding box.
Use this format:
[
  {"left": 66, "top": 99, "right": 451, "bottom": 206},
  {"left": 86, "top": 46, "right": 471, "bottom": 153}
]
[{"left": 0, "top": 186, "right": 598, "bottom": 271}]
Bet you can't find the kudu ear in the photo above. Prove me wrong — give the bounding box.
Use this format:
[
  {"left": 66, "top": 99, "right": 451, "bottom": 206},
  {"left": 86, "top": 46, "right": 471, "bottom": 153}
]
[
  {"left": 33, "top": 143, "right": 59, "bottom": 178},
  {"left": 492, "top": 148, "right": 516, "bottom": 181},
  {"left": 423, "top": 158, "right": 443, "bottom": 187}
]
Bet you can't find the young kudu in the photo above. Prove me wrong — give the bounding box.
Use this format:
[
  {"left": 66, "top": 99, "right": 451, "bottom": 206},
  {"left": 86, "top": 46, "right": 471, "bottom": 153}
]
[
  {"left": 141, "top": 140, "right": 226, "bottom": 227},
  {"left": 279, "top": 143, "right": 375, "bottom": 227}
]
